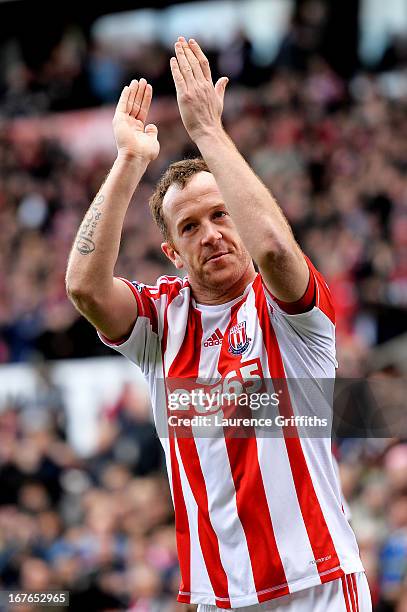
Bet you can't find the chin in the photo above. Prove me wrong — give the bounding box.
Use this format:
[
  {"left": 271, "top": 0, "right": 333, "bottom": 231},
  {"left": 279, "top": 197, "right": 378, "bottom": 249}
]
[{"left": 203, "top": 265, "right": 241, "bottom": 287}]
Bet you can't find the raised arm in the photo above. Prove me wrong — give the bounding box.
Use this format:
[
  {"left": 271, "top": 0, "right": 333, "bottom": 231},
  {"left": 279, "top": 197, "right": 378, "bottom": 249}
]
[
  {"left": 66, "top": 79, "right": 159, "bottom": 341},
  {"left": 170, "top": 37, "right": 309, "bottom": 303}
]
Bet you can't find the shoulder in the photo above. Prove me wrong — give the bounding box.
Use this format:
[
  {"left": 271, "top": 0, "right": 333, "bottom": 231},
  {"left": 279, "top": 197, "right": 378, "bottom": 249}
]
[
  {"left": 258, "top": 255, "right": 335, "bottom": 326},
  {"left": 131, "top": 275, "right": 187, "bottom": 300}
]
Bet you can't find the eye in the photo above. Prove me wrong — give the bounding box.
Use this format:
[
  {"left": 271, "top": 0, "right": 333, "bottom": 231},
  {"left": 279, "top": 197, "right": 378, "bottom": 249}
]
[
  {"left": 213, "top": 210, "right": 227, "bottom": 219},
  {"left": 182, "top": 222, "right": 196, "bottom": 233}
]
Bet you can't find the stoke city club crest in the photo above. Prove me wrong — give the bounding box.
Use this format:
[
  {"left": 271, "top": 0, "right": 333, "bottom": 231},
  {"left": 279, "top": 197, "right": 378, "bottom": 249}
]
[{"left": 228, "top": 321, "right": 251, "bottom": 355}]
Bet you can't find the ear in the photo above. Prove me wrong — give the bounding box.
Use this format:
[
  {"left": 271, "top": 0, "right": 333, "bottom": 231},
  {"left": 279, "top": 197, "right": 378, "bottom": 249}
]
[{"left": 161, "top": 242, "right": 184, "bottom": 269}]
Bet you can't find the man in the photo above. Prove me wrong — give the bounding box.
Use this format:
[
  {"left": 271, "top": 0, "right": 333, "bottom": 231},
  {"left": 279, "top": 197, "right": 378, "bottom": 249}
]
[{"left": 66, "top": 38, "right": 372, "bottom": 611}]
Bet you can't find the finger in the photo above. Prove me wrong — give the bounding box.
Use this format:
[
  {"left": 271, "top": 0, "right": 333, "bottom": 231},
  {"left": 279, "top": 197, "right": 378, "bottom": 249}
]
[
  {"left": 116, "top": 85, "right": 130, "bottom": 113},
  {"left": 188, "top": 38, "right": 212, "bottom": 82},
  {"left": 174, "top": 41, "right": 194, "bottom": 86},
  {"left": 138, "top": 83, "right": 153, "bottom": 124},
  {"left": 170, "top": 57, "right": 187, "bottom": 95},
  {"left": 127, "top": 79, "right": 138, "bottom": 114},
  {"left": 132, "top": 78, "right": 147, "bottom": 118},
  {"left": 178, "top": 36, "right": 205, "bottom": 82},
  {"left": 215, "top": 76, "right": 229, "bottom": 105},
  {"left": 144, "top": 123, "right": 158, "bottom": 135}
]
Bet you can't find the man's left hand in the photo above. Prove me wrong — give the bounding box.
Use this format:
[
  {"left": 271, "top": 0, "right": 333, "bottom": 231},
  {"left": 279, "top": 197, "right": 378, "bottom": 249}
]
[{"left": 170, "top": 36, "right": 229, "bottom": 142}]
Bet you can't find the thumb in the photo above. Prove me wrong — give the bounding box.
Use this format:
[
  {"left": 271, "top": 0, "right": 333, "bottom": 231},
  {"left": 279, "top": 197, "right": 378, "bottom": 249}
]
[
  {"left": 145, "top": 123, "right": 158, "bottom": 135},
  {"left": 214, "top": 76, "right": 229, "bottom": 103}
]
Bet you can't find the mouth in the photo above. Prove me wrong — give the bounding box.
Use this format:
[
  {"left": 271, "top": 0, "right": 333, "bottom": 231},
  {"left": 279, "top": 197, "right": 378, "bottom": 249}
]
[{"left": 205, "top": 252, "right": 230, "bottom": 263}]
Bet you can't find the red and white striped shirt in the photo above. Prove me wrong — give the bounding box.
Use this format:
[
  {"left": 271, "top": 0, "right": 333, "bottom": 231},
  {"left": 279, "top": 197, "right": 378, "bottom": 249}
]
[{"left": 100, "top": 257, "right": 364, "bottom": 609}]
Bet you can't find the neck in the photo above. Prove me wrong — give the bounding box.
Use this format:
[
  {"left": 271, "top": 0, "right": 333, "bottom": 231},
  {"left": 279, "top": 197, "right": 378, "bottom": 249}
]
[{"left": 190, "top": 262, "right": 257, "bottom": 305}]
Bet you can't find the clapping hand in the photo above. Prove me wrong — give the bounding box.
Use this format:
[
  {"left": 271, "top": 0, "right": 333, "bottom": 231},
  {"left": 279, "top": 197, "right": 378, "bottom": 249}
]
[
  {"left": 170, "top": 37, "right": 229, "bottom": 142},
  {"left": 113, "top": 78, "right": 160, "bottom": 163}
]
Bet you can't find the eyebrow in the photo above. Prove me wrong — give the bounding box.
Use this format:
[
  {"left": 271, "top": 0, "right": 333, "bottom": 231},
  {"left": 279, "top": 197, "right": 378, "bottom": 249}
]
[{"left": 176, "top": 216, "right": 194, "bottom": 232}]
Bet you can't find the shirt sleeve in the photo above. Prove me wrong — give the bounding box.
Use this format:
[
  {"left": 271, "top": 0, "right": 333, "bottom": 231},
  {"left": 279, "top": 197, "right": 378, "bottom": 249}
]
[
  {"left": 262, "top": 256, "right": 337, "bottom": 353},
  {"left": 98, "top": 277, "right": 160, "bottom": 376}
]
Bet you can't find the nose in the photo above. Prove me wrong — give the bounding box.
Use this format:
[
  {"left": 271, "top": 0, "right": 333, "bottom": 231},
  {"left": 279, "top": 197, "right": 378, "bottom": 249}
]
[{"left": 200, "top": 221, "right": 222, "bottom": 246}]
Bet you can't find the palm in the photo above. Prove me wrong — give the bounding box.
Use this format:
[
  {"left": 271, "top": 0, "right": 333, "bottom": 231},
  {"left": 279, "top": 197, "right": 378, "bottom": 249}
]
[{"left": 113, "top": 79, "right": 159, "bottom": 162}]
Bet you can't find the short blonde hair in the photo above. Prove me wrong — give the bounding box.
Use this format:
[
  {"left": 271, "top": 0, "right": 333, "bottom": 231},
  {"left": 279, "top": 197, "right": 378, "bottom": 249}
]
[{"left": 149, "top": 157, "right": 209, "bottom": 240}]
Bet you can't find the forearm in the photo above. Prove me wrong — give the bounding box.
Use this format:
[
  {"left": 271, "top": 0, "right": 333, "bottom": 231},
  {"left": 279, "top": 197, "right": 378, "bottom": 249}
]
[
  {"left": 194, "top": 128, "right": 301, "bottom": 266},
  {"left": 171, "top": 37, "right": 308, "bottom": 301},
  {"left": 66, "top": 154, "right": 147, "bottom": 301}
]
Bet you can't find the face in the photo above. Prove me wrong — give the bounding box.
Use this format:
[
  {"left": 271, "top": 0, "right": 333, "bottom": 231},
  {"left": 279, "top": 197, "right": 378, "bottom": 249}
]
[{"left": 161, "top": 172, "right": 255, "bottom": 300}]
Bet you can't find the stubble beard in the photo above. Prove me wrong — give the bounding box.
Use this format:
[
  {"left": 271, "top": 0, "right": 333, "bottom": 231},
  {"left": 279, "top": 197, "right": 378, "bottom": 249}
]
[{"left": 198, "top": 253, "right": 251, "bottom": 293}]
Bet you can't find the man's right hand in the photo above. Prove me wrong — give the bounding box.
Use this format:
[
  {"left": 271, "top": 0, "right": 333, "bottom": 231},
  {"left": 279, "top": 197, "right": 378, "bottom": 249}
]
[{"left": 113, "top": 78, "right": 160, "bottom": 163}]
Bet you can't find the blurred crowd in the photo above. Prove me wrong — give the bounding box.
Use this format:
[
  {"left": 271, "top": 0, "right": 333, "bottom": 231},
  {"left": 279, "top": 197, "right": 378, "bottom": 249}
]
[
  {"left": 0, "top": 58, "right": 406, "bottom": 365},
  {"left": 0, "top": 2, "right": 406, "bottom": 610},
  {"left": 0, "top": 2, "right": 406, "bottom": 364},
  {"left": 0, "top": 367, "right": 406, "bottom": 611},
  {"left": 0, "top": 374, "right": 177, "bottom": 611},
  {"left": 0, "top": 0, "right": 405, "bottom": 117}
]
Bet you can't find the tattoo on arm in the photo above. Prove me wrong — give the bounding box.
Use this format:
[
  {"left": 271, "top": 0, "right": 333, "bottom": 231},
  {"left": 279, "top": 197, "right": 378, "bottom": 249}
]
[{"left": 75, "top": 194, "right": 105, "bottom": 255}]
